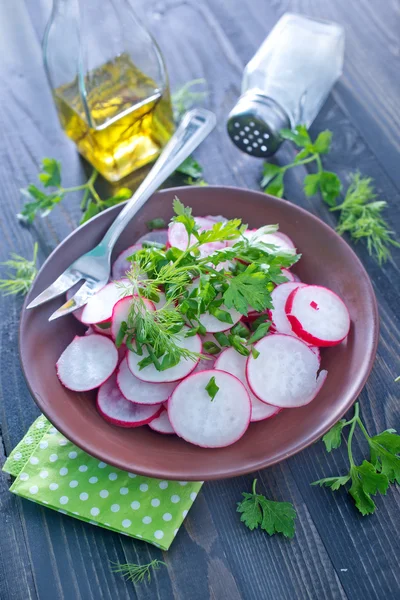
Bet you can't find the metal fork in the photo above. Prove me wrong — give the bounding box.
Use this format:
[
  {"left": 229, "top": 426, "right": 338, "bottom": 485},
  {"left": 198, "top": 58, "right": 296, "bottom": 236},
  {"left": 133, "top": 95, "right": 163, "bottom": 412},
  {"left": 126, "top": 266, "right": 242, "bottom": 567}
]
[{"left": 27, "top": 108, "right": 216, "bottom": 320}]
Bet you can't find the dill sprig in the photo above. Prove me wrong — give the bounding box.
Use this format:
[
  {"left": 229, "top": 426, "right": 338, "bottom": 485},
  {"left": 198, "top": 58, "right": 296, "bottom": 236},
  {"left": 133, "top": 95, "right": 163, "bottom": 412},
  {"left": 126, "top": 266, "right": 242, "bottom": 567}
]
[
  {"left": 331, "top": 173, "right": 400, "bottom": 264},
  {"left": 0, "top": 243, "right": 38, "bottom": 296},
  {"left": 110, "top": 559, "right": 166, "bottom": 584},
  {"left": 172, "top": 78, "right": 208, "bottom": 120}
]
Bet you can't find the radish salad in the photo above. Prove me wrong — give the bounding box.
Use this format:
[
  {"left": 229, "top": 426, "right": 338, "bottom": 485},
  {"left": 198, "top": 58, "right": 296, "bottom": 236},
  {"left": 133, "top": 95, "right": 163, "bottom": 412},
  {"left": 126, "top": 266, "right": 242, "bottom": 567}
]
[{"left": 56, "top": 199, "right": 350, "bottom": 448}]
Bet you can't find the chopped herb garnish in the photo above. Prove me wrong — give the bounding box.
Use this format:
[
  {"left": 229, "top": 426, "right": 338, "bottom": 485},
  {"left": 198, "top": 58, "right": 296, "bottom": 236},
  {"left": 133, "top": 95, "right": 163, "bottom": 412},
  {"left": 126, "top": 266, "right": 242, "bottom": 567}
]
[{"left": 205, "top": 376, "right": 219, "bottom": 401}]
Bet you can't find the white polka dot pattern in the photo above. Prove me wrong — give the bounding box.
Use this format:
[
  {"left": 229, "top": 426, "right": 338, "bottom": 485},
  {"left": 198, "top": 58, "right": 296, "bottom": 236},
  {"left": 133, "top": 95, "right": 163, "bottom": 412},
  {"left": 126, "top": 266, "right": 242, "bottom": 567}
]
[{"left": 4, "top": 415, "right": 202, "bottom": 551}]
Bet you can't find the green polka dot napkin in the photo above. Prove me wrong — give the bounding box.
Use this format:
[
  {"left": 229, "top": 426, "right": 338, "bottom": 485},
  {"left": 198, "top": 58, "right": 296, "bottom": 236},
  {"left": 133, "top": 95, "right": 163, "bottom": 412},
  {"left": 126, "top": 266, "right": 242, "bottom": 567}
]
[{"left": 2, "top": 415, "right": 202, "bottom": 550}]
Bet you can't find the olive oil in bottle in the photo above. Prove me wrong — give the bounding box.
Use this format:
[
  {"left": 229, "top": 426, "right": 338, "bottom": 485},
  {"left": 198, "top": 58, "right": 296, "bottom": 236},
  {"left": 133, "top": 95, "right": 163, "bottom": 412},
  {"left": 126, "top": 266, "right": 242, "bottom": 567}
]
[{"left": 53, "top": 54, "right": 175, "bottom": 182}]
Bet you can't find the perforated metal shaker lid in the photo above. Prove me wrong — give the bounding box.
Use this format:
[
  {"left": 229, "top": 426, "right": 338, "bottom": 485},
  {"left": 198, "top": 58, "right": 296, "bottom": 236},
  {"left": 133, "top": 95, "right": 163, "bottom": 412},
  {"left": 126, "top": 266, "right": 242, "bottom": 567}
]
[{"left": 227, "top": 92, "right": 290, "bottom": 157}]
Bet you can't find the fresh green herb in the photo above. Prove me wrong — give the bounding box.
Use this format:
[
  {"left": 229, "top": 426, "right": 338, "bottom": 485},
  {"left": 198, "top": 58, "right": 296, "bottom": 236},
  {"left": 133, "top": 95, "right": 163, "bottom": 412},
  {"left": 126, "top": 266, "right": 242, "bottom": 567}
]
[
  {"left": 0, "top": 243, "right": 38, "bottom": 296},
  {"left": 262, "top": 125, "right": 399, "bottom": 263},
  {"left": 110, "top": 559, "right": 166, "bottom": 584},
  {"left": 331, "top": 173, "right": 400, "bottom": 264},
  {"left": 395, "top": 375, "right": 400, "bottom": 383},
  {"left": 146, "top": 218, "right": 166, "bottom": 231},
  {"left": 175, "top": 156, "right": 204, "bottom": 180},
  {"left": 120, "top": 199, "right": 295, "bottom": 371},
  {"left": 237, "top": 479, "right": 296, "bottom": 538},
  {"left": 312, "top": 402, "right": 400, "bottom": 515},
  {"left": 203, "top": 341, "right": 221, "bottom": 355},
  {"left": 18, "top": 159, "right": 132, "bottom": 225},
  {"left": 262, "top": 125, "right": 341, "bottom": 206},
  {"left": 172, "top": 78, "right": 208, "bottom": 120},
  {"left": 205, "top": 376, "right": 219, "bottom": 401}
]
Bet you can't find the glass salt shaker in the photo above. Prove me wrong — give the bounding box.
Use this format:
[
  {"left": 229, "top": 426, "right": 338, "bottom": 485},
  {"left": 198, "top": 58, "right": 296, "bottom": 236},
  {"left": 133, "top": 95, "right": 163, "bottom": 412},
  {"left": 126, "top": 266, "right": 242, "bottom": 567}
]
[
  {"left": 43, "top": 0, "right": 175, "bottom": 182},
  {"left": 227, "top": 13, "right": 345, "bottom": 157}
]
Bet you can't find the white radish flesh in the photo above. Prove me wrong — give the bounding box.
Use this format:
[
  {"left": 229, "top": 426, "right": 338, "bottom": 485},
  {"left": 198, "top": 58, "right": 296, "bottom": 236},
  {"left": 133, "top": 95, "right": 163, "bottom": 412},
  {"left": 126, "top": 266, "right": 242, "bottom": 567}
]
[
  {"left": 97, "top": 374, "right": 162, "bottom": 427},
  {"left": 274, "top": 232, "right": 296, "bottom": 250},
  {"left": 270, "top": 282, "right": 307, "bottom": 336},
  {"left": 285, "top": 285, "right": 351, "bottom": 347},
  {"left": 168, "top": 369, "right": 251, "bottom": 448},
  {"left": 149, "top": 407, "right": 175, "bottom": 434},
  {"left": 281, "top": 268, "right": 295, "bottom": 282},
  {"left": 135, "top": 230, "right": 168, "bottom": 246},
  {"left": 111, "top": 295, "right": 155, "bottom": 340},
  {"left": 117, "top": 358, "right": 177, "bottom": 404},
  {"left": 112, "top": 244, "right": 142, "bottom": 280},
  {"left": 192, "top": 356, "right": 215, "bottom": 373},
  {"left": 243, "top": 230, "right": 296, "bottom": 254},
  {"left": 127, "top": 327, "right": 202, "bottom": 383},
  {"left": 215, "top": 347, "right": 280, "bottom": 422},
  {"left": 56, "top": 335, "right": 118, "bottom": 392},
  {"left": 168, "top": 217, "right": 226, "bottom": 258},
  {"left": 81, "top": 280, "right": 129, "bottom": 325},
  {"left": 246, "top": 334, "right": 327, "bottom": 408}
]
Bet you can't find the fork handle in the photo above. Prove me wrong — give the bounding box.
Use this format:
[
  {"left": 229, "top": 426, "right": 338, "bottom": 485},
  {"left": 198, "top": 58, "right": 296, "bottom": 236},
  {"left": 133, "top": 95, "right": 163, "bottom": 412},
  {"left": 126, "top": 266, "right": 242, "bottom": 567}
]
[{"left": 100, "top": 108, "right": 217, "bottom": 252}]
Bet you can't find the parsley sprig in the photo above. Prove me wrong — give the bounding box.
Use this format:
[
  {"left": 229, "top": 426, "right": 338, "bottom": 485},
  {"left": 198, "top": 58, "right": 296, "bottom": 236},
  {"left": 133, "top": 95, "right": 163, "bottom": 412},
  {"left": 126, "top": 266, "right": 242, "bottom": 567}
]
[
  {"left": 18, "top": 159, "right": 132, "bottom": 226},
  {"left": 262, "top": 124, "right": 399, "bottom": 263},
  {"left": 0, "top": 243, "right": 38, "bottom": 296},
  {"left": 312, "top": 402, "right": 400, "bottom": 515},
  {"left": 262, "top": 125, "right": 341, "bottom": 206},
  {"left": 237, "top": 479, "right": 296, "bottom": 538}
]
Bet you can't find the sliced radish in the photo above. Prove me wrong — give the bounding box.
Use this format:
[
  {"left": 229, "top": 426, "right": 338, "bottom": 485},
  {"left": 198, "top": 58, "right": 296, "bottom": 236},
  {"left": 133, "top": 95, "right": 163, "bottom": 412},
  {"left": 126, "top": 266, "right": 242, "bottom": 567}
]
[
  {"left": 135, "top": 230, "right": 168, "bottom": 246},
  {"left": 246, "top": 334, "right": 327, "bottom": 408},
  {"left": 66, "top": 288, "right": 84, "bottom": 322},
  {"left": 112, "top": 244, "right": 142, "bottom": 280},
  {"left": 270, "top": 282, "right": 307, "bottom": 336},
  {"left": 192, "top": 356, "right": 215, "bottom": 372},
  {"left": 93, "top": 321, "right": 112, "bottom": 336},
  {"left": 168, "top": 217, "right": 226, "bottom": 258},
  {"left": 81, "top": 280, "right": 129, "bottom": 325},
  {"left": 205, "top": 215, "right": 228, "bottom": 223},
  {"left": 149, "top": 407, "right": 175, "bottom": 434},
  {"left": 281, "top": 268, "right": 295, "bottom": 282},
  {"left": 215, "top": 347, "right": 280, "bottom": 421},
  {"left": 168, "top": 369, "right": 251, "bottom": 448},
  {"left": 111, "top": 295, "right": 155, "bottom": 340},
  {"left": 117, "top": 358, "right": 177, "bottom": 404},
  {"left": 285, "top": 285, "right": 351, "bottom": 347},
  {"left": 56, "top": 335, "right": 118, "bottom": 392},
  {"left": 127, "top": 327, "right": 202, "bottom": 383},
  {"left": 85, "top": 326, "right": 95, "bottom": 336},
  {"left": 274, "top": 232, "right": 296, "bottom": 250},
  {"left": 97, "top": 373, "right": 162, "bottom": 427},
  {"left": 243, "top": 230, "right": 296, "bottom": 254},
  {"left": 310, "top": 345, "right": 321, "bottom": 361},
  {"left": 187, "top": 281, "right": 242, "bottom": 333},
  {"left": 291, "top": 272, "right": 302, "bottom": 282}
]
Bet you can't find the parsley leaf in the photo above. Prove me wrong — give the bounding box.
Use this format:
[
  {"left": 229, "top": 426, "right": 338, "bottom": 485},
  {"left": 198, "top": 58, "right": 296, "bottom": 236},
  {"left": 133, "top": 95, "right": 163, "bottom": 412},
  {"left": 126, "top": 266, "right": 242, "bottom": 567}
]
[
  {"left": 223, "top": 265, "right": 271, "bottom": 315},
  {"left": 172, "top": 196, "right": 197, "bottom": 238},
  {"left": 146, "top": 218, "right": 166, "bottom": 231},
  {"left": 237, "top": 479, "right": 296, "bottom": 538},
  {"left": 175, "top": 156, "right": 203, "bottom": 179},
  {"left": 38, "top": 158, "right": 62, "bottom": 187},
  {"left": 322, "top": 419, "right": 346, "bottom": 452},
  {"left": 205, "top": 376, "right": 219, "bottom": 401},
  {"left": 312, "top": 402, "right": 399, "bottom": 515}
]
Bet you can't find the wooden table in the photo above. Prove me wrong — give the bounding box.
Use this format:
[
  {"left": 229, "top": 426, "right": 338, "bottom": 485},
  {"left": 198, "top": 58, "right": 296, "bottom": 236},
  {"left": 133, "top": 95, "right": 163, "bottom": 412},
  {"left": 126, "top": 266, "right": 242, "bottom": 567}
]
[{"left": 0, "top": 1, "right": 399, "bottom": 598}]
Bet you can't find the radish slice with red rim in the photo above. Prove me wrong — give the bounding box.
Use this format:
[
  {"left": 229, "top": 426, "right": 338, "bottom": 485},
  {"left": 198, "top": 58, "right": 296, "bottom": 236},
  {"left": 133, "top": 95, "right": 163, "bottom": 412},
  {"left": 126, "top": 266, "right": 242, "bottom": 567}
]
[
  {"left": 285, "top": 285, "right": 350, "bottom": 347},
  {"left": 149, "top": 407, "right": 175, "bottom": 434},
  {"left": 270, "top": 282, "right": 307, "bottom": 336},
  {"left": 243, "top": 230, "right": 296, "bottom": 254},
  {"left": 97, "top": 373, "right": 162, "bottom": 427},
  {"left": 117, "top": 358, "right": 177, "bottom": 404},
  {"left": 127, "top": 326, "right": 202, "bottom": 383},
  {"left": 215, "top": 347, "right": 280, "bottom": 421},
  {"left": 274, "top": 232, "right": 296, "bottom": 250},
  {"left": 168, "top": 369, "right": 251, "bottom": 447},
  {"left": 281, "top": 268, "right": 295, "bottom": 282},
  {"left": 81, "top": 280, "right": 129, "bottom": 325},
  {"left": 168, "top": 217, "right": 226, "bottom": 258},
  {"left": 246, "top": 334, "right": 327, "bottom": 408},
  {"left": 112, "top": 244, "right": 142, "bottom": 280},
  {"left": 111, "top": 295, "right": 155, "bottom": 340},
  {"left": 192, "top": 356, "right": 215, "bottom": 373},
  {"left": 93, "top": 321, "right": 112, "bottom": 336},
  {"left": 56, "top": 334, "right": 118, "bottom": 392},
  {"left": 135, "top": 230, "right": 168, "bottom": 246}
]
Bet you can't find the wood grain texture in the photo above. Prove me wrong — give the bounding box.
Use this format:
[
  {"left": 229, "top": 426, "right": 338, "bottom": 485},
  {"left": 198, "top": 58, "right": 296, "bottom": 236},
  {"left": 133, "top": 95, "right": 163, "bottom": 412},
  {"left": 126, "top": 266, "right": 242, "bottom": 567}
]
[{"left": 0, "top": 0, "right": 399, "bottom": 598}]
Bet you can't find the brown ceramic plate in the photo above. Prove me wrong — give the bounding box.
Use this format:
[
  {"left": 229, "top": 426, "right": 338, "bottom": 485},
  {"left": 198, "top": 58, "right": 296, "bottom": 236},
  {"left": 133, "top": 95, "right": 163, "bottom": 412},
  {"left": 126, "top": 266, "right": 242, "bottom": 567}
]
[{"left": 20, "top": 186, "right": 379, "bottom": 480}]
